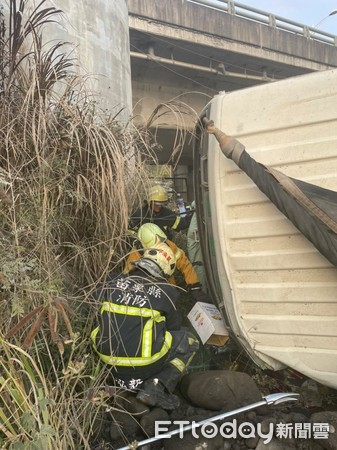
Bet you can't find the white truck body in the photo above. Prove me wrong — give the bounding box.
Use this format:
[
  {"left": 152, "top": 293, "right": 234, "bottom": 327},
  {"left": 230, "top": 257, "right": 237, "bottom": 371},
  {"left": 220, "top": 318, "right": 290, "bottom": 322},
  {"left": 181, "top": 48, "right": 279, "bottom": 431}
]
[{"left": 194, "top": 68, "right": 337, "bottom": 389}]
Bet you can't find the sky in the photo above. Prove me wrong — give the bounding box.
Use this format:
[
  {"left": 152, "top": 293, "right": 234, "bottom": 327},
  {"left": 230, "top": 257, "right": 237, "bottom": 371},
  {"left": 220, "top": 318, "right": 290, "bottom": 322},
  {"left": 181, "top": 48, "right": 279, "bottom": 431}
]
[{"left": 235, "top": 0, "right": 337, "bottom": 35}]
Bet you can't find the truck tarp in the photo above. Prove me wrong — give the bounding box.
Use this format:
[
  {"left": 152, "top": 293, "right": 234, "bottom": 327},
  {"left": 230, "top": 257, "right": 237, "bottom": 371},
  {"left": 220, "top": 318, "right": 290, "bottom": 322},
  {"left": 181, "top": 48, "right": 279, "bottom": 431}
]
[{"left": 204, "top": 119, "right": 337, "bottom": 267}]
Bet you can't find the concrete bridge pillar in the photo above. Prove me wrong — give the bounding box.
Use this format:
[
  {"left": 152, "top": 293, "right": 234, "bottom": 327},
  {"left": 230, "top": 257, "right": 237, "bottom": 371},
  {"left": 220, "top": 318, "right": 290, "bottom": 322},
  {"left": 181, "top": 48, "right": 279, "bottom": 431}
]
[
  {"left": 2, "top": 0, "right": 132, "bottom": 121},
  {"left": 45, "top": 0, "right": 132, "bottom": 120}
]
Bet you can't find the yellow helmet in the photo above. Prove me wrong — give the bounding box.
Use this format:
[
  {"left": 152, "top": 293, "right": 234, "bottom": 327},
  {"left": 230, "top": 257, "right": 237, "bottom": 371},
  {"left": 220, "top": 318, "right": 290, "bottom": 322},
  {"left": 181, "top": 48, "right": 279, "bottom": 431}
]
[
  {"left": 134, "top": 243, "right": 176, "bottom": 278},
  {"left": 147, "top": 184, "right": 169, "bottom": 205},
  {"left": 137, "top": 223, "right": 167, "bottom": 248}
]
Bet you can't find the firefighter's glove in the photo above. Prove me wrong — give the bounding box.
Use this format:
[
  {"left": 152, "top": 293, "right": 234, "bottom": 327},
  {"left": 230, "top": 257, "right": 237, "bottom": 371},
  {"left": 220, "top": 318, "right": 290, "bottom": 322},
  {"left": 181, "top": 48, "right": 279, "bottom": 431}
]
[{"left": 189, "top": 283, "right": 209, "bottom": 303}]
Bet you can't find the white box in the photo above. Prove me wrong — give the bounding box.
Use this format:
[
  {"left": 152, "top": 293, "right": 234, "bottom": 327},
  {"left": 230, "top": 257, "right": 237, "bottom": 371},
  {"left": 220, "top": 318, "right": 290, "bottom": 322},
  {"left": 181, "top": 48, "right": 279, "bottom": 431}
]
[{"left": 188, "top": 302, "right": 229, "bottom": 346}]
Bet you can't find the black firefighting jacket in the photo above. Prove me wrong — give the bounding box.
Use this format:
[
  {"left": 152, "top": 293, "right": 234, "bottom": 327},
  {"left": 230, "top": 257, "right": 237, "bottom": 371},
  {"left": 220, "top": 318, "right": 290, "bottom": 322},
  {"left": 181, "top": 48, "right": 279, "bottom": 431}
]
[
  {"left": 91, "top": 269, "right": 181, "bottom": 369},
  {"left": 129, "top": 202, "right": 191, "bottom": 235}
]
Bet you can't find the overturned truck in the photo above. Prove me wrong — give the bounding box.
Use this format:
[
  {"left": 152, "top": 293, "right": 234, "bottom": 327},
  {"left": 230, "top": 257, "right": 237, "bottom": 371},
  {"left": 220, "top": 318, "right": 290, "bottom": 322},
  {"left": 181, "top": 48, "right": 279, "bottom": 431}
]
[{"left": 193, "top": 68, "right": 337, "bottom": 390}]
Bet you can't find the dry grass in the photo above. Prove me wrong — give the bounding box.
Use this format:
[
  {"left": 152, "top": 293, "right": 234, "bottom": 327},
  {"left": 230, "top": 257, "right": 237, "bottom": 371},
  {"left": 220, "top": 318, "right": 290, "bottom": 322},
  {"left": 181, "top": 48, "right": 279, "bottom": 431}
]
[
  {"left": 0, "top": 1, "right": 157, "bottom": 448},
  {"left": 0, "top": 1, "right": 199, "bottom": 448},
  {"left": 142, "top": 98, "right": 200, "bottom": 170}
]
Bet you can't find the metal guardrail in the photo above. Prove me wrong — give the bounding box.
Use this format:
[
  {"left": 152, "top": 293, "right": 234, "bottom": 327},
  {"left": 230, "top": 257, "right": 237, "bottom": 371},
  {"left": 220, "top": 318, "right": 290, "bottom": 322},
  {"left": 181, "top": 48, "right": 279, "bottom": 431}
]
[{"left": 188, "top": 0, "right": 337, "bottom": 46}]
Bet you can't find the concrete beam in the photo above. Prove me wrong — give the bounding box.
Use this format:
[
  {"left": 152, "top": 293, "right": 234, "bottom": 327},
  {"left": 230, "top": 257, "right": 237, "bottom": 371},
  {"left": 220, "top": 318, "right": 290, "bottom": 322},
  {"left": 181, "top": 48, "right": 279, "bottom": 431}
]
[
  {"left": 129, "top": 16, "right": 336, "bottom": 72},
  {"left": 128, "top": 0, "right": 337, "bottom": 169},
  {"left": 128, "top": 0, "right": 337, "bottom": 71}
]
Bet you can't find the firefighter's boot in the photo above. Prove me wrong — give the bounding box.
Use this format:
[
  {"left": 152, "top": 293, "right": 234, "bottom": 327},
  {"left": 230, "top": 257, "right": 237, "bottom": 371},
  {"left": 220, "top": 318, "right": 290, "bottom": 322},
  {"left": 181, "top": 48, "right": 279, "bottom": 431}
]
[{"left": 136, "top": 378, "right": 180, "bottom": 411}]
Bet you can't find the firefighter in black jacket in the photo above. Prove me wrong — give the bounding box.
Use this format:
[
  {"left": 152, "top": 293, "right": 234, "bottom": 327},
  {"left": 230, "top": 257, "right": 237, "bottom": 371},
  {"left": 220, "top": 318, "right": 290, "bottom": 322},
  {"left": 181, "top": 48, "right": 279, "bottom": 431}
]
[
  {"left": 91, "top": 243, "right": 199, "bottom": 410},
  {"left": 128, "top": 184, "right": 191, "bottom": 238}
]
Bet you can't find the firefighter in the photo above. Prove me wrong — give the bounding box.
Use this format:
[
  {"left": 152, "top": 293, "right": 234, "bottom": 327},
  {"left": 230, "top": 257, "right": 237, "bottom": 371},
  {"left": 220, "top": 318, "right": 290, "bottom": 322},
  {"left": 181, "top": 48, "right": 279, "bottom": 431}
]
[
  {"left": 128, "top": 184, "right": 192, "bottom": 238},
  {"left": 91, "top": 243, "right": 199, "bottom": 410},
  {"left": 124, "top": 223, "right": 209, "bottom": 302}
]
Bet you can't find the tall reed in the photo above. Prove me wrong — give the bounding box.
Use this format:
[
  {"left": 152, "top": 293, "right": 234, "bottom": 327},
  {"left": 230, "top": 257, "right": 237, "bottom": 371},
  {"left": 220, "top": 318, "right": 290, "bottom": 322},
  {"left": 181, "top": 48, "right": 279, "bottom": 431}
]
[
  {"left": 0, "top": 1, "right": 155, "bottom": 448},
  {"left": 0, "top": 1, "right": 199, "bottom": 447}
]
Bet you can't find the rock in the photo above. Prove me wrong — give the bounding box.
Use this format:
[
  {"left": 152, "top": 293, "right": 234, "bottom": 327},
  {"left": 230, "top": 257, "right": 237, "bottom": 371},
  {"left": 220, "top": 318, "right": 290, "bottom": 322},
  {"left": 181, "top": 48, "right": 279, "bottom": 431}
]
[
  {"left": 232, "top": 443, "right": 241, "bottom": 450},
  {"left": 163, "top": 428, "right": 224, "bottom": 450},
  {"left": 310, "top": 411, "right": 337, "bottom": 450},
  {"left": 122, "top": 394, "right": 150, "bottom": 417},
  {"left": 186, "top": 406, "right": 198, "bottom": 417},
  {"left": 300, "top": 380, "right": 323, "bottom": 408},
  {"left": 169, "top": 405, "right": 218, "bottom": 427},
  {"left": 288, "top": 412, "right": 310, "bottom": 424},
  {"left": 91, "top": 414, "right": 112, "bottom": 442},
  {"left": 246, "top": 435, "right": 260, "bottom": 448},
  {"left": 255, "top": 437, "right": 297, "bottom": 449},
  {"left": 297, "top": 442, "right": 326, "bottom": 449},
  {"left": 260, "top": 417, "right": 277, "bottom": 434},
  {"left": 140, "top": 407, "right": 170, "bottom": 436},
  {"left": 109, "top": 410, "right": 141, "bottom": 441},
  {"left": 246, "top": 411, "right": 257, "bottom": 422},
  {"left": 180, "top": 370, "right": 262, "bottom": 411}
]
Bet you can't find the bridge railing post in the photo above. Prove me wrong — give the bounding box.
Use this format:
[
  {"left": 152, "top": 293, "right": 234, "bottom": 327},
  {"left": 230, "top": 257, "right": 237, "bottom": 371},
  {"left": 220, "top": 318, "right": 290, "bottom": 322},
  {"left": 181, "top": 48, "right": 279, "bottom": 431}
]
[
  {"left": 227, "top": 0, "right": 235, "bottom": 15},
  {"left": 303, "top": 25, "right": 310, "bottom": 39},
  {"left": 268, "top": 14, "right": 276, "bottom": 27}
]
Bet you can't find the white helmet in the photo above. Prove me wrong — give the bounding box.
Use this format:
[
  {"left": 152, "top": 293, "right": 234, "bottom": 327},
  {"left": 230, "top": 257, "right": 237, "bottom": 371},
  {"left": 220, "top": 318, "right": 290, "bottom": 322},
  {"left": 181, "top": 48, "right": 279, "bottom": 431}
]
[
  {"left": 134, "top": 243, "right": 176, "bottom": 278},
  {"left": 137, "top": 223, "right": 167, "bottom": 248}
]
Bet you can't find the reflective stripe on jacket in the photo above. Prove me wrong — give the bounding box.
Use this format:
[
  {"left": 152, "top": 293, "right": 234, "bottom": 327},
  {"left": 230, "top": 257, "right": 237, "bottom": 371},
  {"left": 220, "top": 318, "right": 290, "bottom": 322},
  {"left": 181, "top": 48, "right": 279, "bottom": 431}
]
[
  {"left": 91, "top": 302, "right": 173, "bottom": 366},
  {"left": 91, "top": 271, "right": 181, "bottom": 368}
]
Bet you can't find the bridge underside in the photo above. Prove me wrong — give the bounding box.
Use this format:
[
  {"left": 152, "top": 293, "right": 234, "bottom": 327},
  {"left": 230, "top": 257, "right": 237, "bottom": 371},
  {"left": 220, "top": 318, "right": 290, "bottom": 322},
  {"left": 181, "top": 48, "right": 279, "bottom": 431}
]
[{"left": 128, "top": 0, "right": 337, "bottom": 171}]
